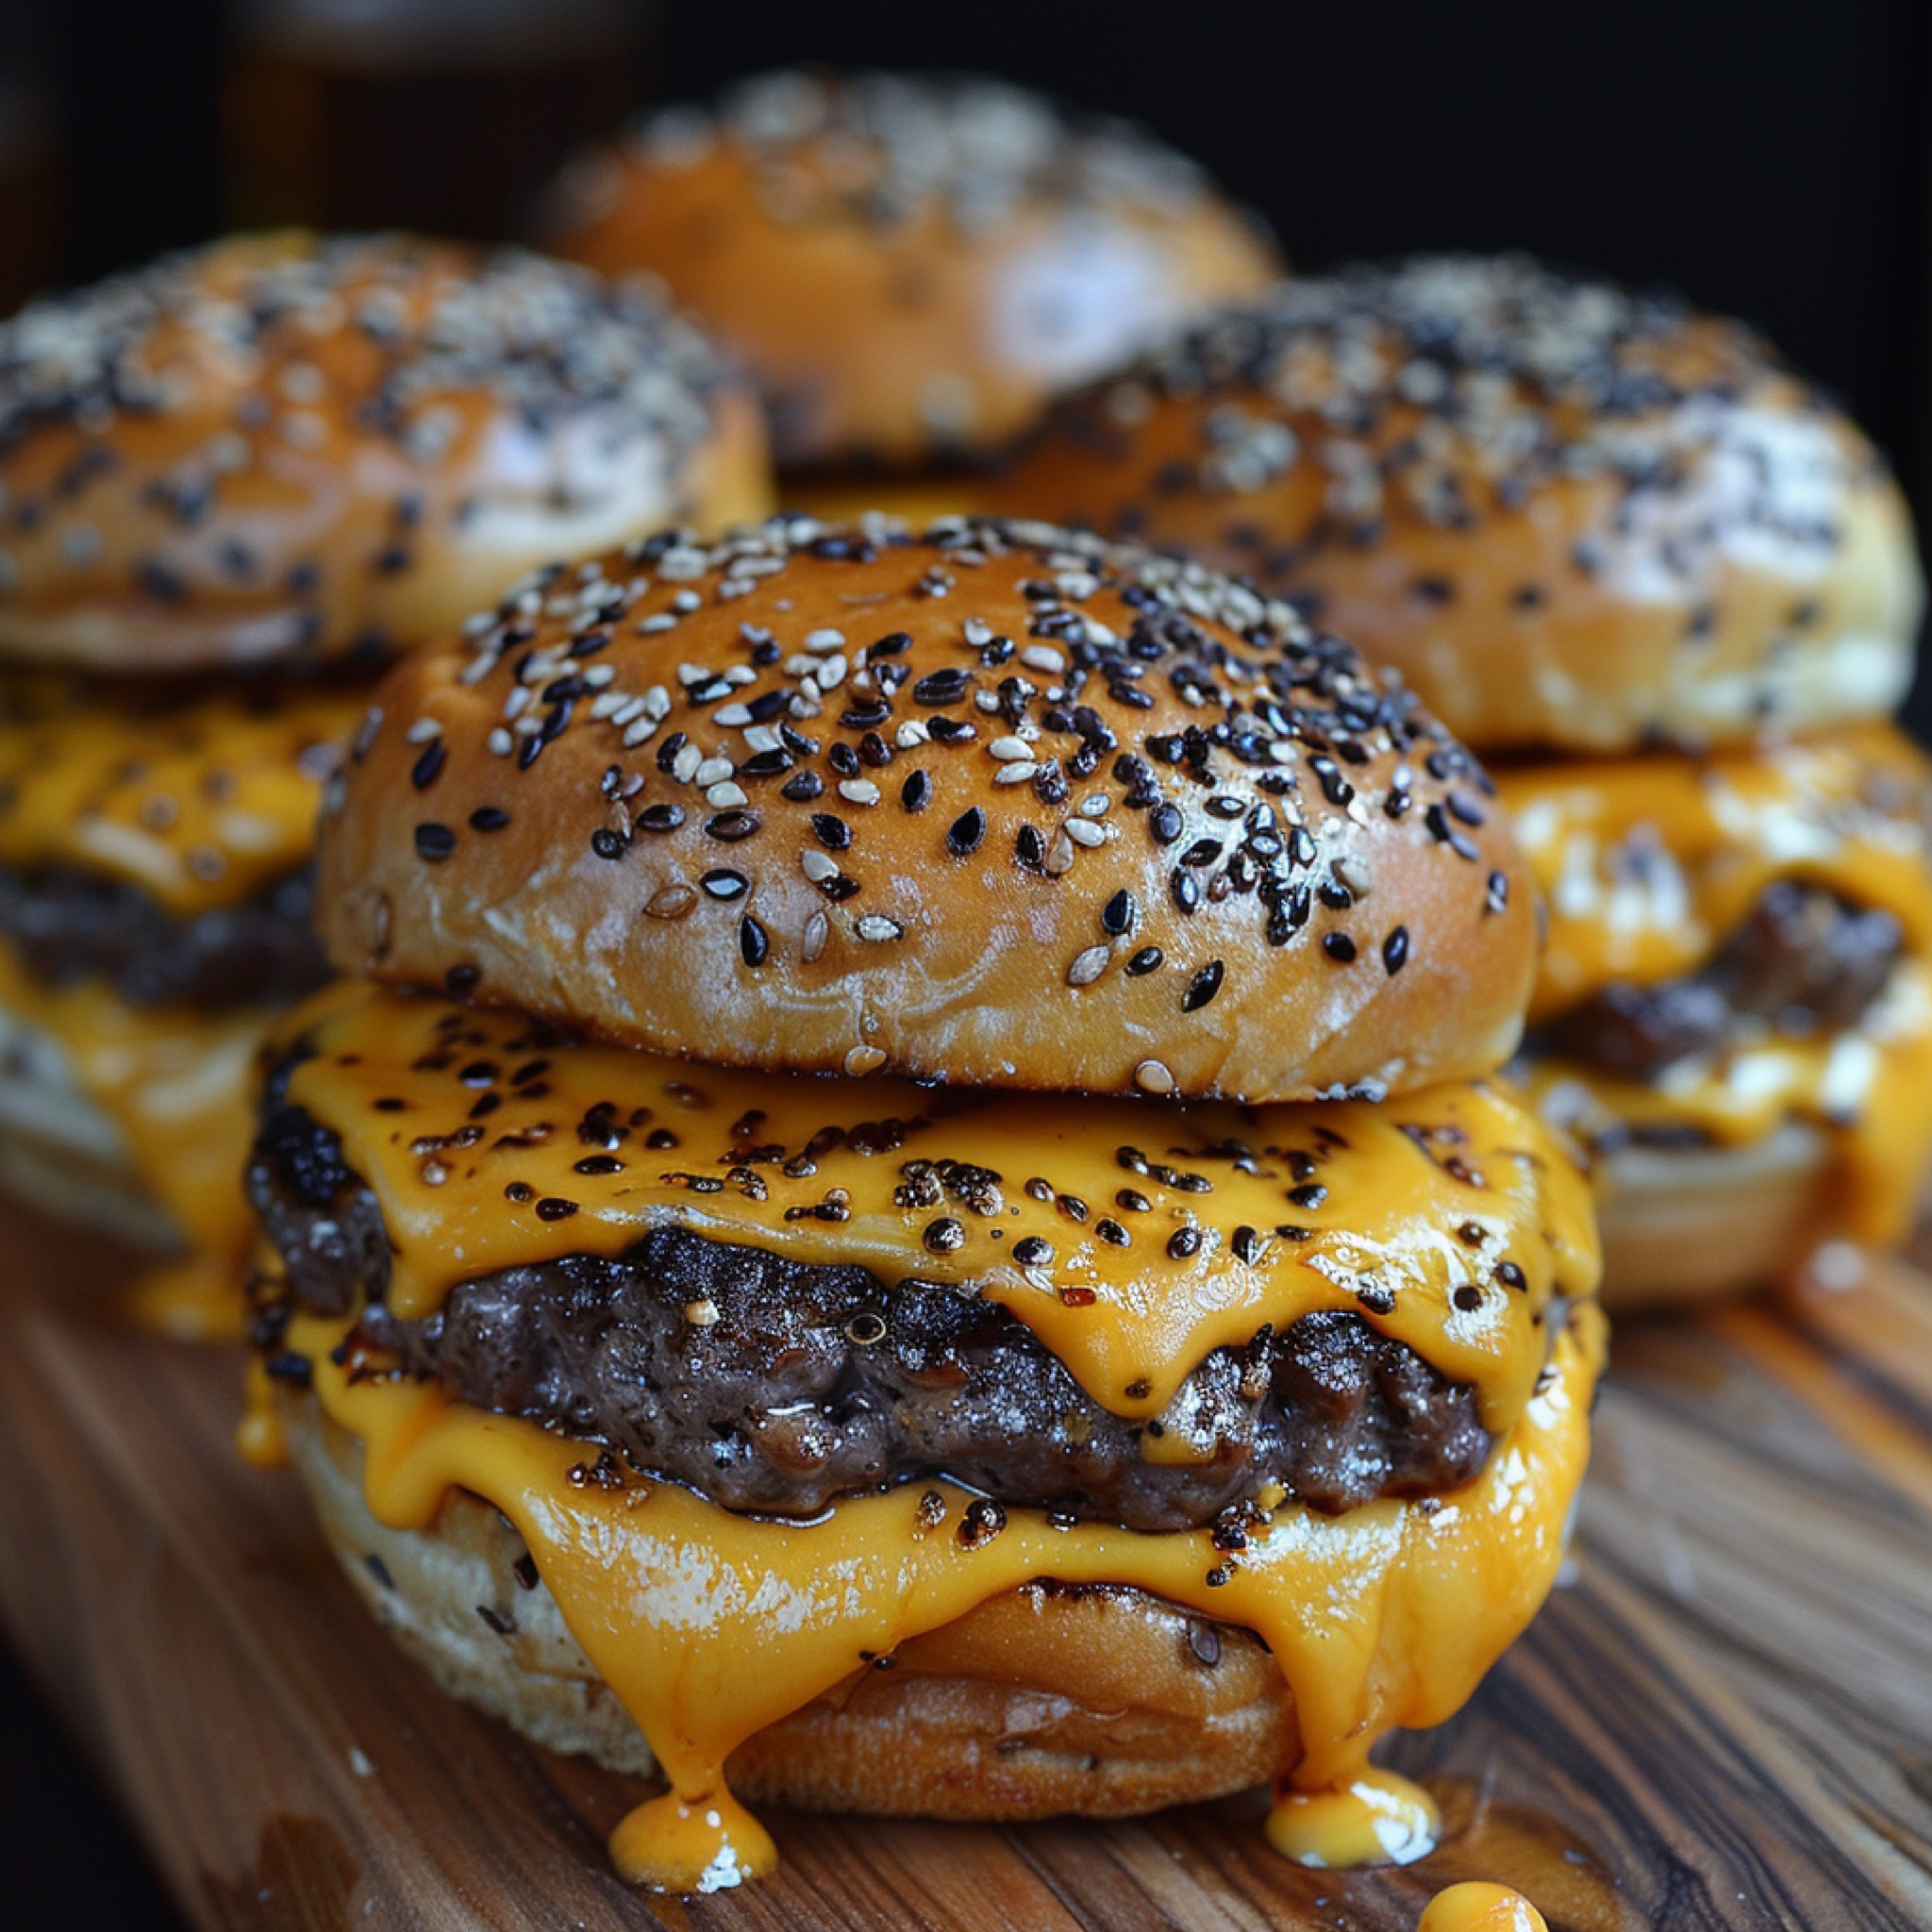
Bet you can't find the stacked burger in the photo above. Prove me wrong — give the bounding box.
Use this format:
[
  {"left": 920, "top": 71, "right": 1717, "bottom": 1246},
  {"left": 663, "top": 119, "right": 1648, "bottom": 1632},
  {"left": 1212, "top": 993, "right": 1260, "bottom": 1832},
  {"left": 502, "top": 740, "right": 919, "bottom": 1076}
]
[
  {"left": 242, "top": 512, "right": 1601, "bottom": 1890},
  {"left": 993, "top": 256, "right": 1932, "bottom": 1306},
  {"left": 0, "top": 230, "right": 770, "bottom": 1326}
]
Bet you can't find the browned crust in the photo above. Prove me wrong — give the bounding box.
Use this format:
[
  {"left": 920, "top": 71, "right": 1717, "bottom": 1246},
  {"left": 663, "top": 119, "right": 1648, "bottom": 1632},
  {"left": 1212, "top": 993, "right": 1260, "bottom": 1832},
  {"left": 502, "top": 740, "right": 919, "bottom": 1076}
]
[
  {"left": 288, "top": 1394, "right": 1298, "bottom": 1820},
  {"left": 317, "top": 517, "right": 1537, "bottom": 1103}
]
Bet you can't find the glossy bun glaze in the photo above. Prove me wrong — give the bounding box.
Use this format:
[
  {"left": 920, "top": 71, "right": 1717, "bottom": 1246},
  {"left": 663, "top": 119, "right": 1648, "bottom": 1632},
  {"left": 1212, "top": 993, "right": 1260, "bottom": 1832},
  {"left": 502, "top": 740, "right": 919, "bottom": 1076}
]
[
  {"left": 540, "top": 71, "right": 1279, "bottom": 471},
  {"left": 990, "top": 256, "right": 1922, "bottom": 753},
  {"left": 0, "top": 231, "right": 774, "bottom": 672},
  {"left": 317, "top": 514, "right": 1537, "bottom": 1102}
]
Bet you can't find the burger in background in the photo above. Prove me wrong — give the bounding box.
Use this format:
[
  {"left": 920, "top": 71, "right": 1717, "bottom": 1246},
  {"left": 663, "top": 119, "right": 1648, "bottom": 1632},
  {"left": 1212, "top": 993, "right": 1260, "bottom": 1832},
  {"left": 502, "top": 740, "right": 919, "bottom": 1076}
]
[
  {"left": 244, "top": 513, "right": 1602, "bottom": 1890},
  {"left": 536, "top": 70, "right": 1280, "bottom": 525},
  {"left": 0, "top": 227, "right": 770, "bottom": 1330},
  {"left": 990, "top": 255, "right": 1932, "bottom": 1307}
]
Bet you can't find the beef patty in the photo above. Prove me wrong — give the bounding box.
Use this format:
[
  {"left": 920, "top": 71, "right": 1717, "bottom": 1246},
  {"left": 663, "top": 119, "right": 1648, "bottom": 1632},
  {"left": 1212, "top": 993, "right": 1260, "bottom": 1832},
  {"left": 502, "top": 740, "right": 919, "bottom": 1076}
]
[
  {"left": 1539, "top": 881, "right": 1904, "bottom": 1082},
  {"left": 247, "top": 1084, "right": 1503, "bottom": 1533},
  {"left": 0, "top": 863, "right": 330, "bottom": 1008}
]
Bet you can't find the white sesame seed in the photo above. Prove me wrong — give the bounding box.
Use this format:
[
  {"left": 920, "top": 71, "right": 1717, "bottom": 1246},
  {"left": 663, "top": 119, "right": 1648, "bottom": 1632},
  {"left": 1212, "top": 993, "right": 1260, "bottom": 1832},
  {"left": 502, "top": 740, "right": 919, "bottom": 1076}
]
[
  {"left": 1042, "top": 832, "right": 1074, "bottom": 874},
  {"left": 1065, "top": 818, "right": 1107, "bottom": 848},
  {"left": 673, "top": 744, "right": 702, "bottom": 783},
  {"left": 992, "top": 763, "right": 1040, "bottom": 785},
  {"left": 643, "top": 685, "right": 671, "bottom": 720},
  {"left": 974, "top": 691, "right": 1003, "bottom": 714},
  {"left": 488, "top": 727, "right": 513, "bottom": 756},
  {"left": 621, "top": 719, "right": 658, "bottom": 747},
  {"left": 1134, "top": 1059, "right": 1177, "bottom": 1095},
  {"left": 894, "top": 721, "right": 931, "bottom": 749},
  {"left": 458, "top": 654, "right": 495, "bottom": 686},
  {"left": 582, "top": 663, "right": 616, "bottom": 688},
  {"left": 1067, "top": 945, "right": 1110, "bottom": 987},
  {"left": 800, "top": 849, "right": 838, "bottom": 883},
  {"left": 804, "top": 627, "right": 845, "bottom": 653},
  {"left": 1021, "top": 644, "right": 1065, "bottom": 674},
  {"left": 856, "top": 915, "right": 903, "bottom": 941},
  {"left": 803, "top": 911, "right": 830, "bottom": 963},
  {"left": 683, "top": 1298, "right": 720, "bottom": 1327},
  {"left": 742, "top": 724, "right": 781, "bottom": 753},
  {"left": 706, "top": 781, "right": 748, "bottom": 808},
  {"left": 989, "top": 736, "right": 1031, "bottom": 761},
  {"left": 590, "top": 692, "right": 624, "bottom": 721},
  {"left": 1080, "top": 793, "right": 1111, "bottom": 817},
  {"left": 677, "top": 662, "right": 708, "bottom": 686},
  {"left": 693, "top": 756, "right": 734, "bottom": 786},
  {"left": 815, "top": 655, "right": 848, "bottom": 690},
  {"left": 638, "top": 613, "right": 678, "bottom": 634},
  {"left": 843, "top": 1043, "right": 887, "bottom": 1076},
  {"left": 713, "top": 704, "right": 752, "bottom": 727},
  {"left": 405, "top": 717, "right": 442, "bottom": 743},
  {"left": 503, "top": 685, "right": 532, "bottom": 720},
  {"left": 963, "top": 618, "right": 992, "bottom": 646},
  {"left": 839, "top": 778, "right": 882, "bottom": 806}
]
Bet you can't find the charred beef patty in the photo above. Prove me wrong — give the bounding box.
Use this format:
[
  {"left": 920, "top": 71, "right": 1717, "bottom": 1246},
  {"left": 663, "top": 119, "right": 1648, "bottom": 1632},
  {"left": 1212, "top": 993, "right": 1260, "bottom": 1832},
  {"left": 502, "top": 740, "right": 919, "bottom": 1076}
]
[
  {"left": 0, "top": 863, "right": 329, "bottom": 1007},
  {"left": 248, "top": 1090, "right": 1498, "bottom": 1532},
  {"left": 1539, "top": 882, "right": 1905, "bottom": 1082}
]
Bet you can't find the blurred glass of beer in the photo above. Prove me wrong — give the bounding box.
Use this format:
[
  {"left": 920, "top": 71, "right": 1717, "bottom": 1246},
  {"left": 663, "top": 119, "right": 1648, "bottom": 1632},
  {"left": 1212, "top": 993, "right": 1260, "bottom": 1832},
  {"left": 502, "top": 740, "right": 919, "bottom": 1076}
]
[{"left": 226, "top": 0, "right": 654, "bottom": 241}]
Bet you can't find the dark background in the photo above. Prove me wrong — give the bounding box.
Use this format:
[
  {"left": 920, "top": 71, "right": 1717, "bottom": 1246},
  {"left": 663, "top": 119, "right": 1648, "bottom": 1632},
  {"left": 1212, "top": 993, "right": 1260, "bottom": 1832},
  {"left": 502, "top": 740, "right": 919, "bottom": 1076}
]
[{"left": 2, "top": 1, "right": 1928, "bottom": 1922}]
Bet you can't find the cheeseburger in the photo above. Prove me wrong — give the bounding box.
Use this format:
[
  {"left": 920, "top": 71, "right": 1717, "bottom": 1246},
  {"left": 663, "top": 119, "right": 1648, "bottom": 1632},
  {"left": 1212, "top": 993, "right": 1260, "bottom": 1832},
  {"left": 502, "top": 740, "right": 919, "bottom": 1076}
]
[
  {"left": 991, "top": 256, "right": 1932, "bottom": 1306},
  {"left": 0, "top": 231, "right": 771, "bottom": 1325},
  {"left": 244, "top": 515, "right": 1602, "bottom": 1890},
  {"left": 538, "top": 72, "right": 1279, "bottom": 523}
]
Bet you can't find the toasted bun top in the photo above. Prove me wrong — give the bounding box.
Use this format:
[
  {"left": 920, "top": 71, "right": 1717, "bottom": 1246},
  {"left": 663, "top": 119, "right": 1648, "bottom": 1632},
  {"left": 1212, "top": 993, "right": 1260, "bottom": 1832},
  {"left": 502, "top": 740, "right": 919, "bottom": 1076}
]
[
  {"left": 317, "top": 515, "right": 1536, "bottom": 1103},
  {"left": 539, "top": 71, "right": 1279, "bottom": 470},
  {"left": 989, "top": 256, "right": 1924, "bottom": 753},
  {"left": 0, "top": 232, "right": 774, "bottom": 673}
]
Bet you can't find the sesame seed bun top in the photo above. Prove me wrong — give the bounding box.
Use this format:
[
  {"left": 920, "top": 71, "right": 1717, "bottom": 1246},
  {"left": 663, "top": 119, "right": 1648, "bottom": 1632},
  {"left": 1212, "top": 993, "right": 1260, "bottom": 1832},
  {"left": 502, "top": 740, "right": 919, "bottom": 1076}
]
[
  {"left": 0, "top": 230, "right": 774, "bottom": 674},
  {"left": 988, "top": 255, "right": 1924, "bottom": 754},
  {"left": 317, "top": 514, "right": 1536, "bottom": 1103},
  {"left": 539, "top": 71, "right": 1280, "bottom": 471}
]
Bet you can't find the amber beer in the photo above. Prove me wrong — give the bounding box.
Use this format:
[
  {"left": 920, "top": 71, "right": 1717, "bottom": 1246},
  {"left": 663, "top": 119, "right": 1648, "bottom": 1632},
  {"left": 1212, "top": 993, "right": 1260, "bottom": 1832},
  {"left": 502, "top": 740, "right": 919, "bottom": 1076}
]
[{"left": 225, "top": 0, "right": 653, "bottom": 241}]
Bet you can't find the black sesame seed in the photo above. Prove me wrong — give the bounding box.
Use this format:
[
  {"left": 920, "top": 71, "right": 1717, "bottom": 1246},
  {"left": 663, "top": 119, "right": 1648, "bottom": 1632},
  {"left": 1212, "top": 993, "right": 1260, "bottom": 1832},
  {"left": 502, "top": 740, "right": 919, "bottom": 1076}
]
[
  {"left": 574, "top": 1156, "right": 625, "bottom": 1176},
  {"left": 1166, "top": 1227, "right": 1203, "bottom": 1260},
  {"left": 1182, "top": 960, "right": 1224, "bottom": 1011},
  {"left": 1231, "top": 1225, "right": 1260, "bottom": 1264},
  {"left": 1171, "top": 872, "right": 1202, "bottom": 915},
  {"left": 1382, "top": 926, "right": 1409, "bottom": 975},
  {"left": 1095, "top": 1218, "right": 1129, "bottom": 1246},
  {"left": 1125, "top": 946, "right": 1164, "bottom": 976},
  {"left": 413, "top": 823, "right": 456, "bottom": 862},
  {"left": 700, "top": 869, "right": 749, "bottom": 900},
  {"left": 1116, "top": 1189, "right": 1151, "bottom": 1212},
  {"left": 810, "top": 812, "right": 852, "bottom": 851},
  {"left": 636, "top": 803, "right": 685, "bottom": 833},
  {"left": 409, "top": 741, "right": 446, "bottom": 791},
  {"left": 1287, "top": 1183, "right": 1328, "bottom": 1209},
  {"left": 1101, "top": 890, "right": 1136, "bottom": 936},
  {"left": 1496, "top": 1260, "right": 1528, "bottom": 1291},
  {"left": 1012, "top": 1236, "right": 1055, "bottom": 1267},
  {"left": 1322, "top": 932, "right": 1357, "bottom": 963},
  {"left": 469, "top": 806, "right": 509, "bottom": 832},
  {"left": 924, "top": 1216, "right": 965, "bottom": 1254},
  {"left": 1149, "top": 804, "right": 1184, "bottom": 845},
  {"left": 1453, "top": 1284, "right": 1485, "bottom": 1311},
  {"left": 780, "top": 771, "right": 824, "bottom": 802},
  {"left": 534, "top": 1197, "right": 579, "bottom": 1222},
  {"left": 1486, "top": 870, "right": 1510, "bottom": 913},
  {"left": 946, "top": 807, "right": 986, "bottom": 857},
  {"left": 738, "top": 915, "right": 770, "bottom": 967},
  {"left": 590, "top": 827, "right": 628, "bottom": 860},
  {"left": 901, "top": 770, "right": 932, "bottom": 812}
]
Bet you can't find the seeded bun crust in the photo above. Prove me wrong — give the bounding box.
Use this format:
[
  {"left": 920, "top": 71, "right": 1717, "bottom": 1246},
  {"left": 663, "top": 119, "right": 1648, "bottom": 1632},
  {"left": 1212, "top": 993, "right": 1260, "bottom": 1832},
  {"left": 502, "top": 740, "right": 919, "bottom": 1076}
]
[
  {"left": 318, "top": 515, "right": 1536, "bottom": 1103},
  {"left": 539, "top": 71, "right": 1279, "bottom": 472},
  {"left": 989, "top": 256, "right": 1923, "bottom": 754},
  {"left": 286, "top": 1393, "right": 1297, "bottom": 1817},
  {"left": 0, "top": 232, "right": 774, "bottom": 673}
]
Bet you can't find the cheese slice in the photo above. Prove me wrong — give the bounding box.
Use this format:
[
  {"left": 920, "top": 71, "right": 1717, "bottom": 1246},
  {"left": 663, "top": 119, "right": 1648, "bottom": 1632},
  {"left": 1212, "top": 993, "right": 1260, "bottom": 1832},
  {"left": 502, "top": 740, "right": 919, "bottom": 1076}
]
[{"left": 276, "top": 980, "right": 1602, "bottom": 1437}]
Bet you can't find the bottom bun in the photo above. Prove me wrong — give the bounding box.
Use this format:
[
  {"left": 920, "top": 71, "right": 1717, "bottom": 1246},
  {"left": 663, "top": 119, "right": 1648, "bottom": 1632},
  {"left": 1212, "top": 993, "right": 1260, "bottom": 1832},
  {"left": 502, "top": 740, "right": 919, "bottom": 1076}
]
[
  {"left": 284, "top": 1396, "right": 1300, "bottom": 1819},
  {"left": 1593, "top": 1122, "right": 1831, "bottom": 1311}
]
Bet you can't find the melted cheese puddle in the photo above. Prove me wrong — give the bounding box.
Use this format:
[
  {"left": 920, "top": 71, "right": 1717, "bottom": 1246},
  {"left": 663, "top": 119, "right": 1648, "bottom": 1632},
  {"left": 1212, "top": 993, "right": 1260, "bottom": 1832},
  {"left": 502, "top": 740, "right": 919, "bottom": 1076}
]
[
  {"left": 278, "top": 982, "right": 1601, "bottom": 1436},
  {"left": 286, "top": 1303, "right": 1603, "bottom": 1891}
]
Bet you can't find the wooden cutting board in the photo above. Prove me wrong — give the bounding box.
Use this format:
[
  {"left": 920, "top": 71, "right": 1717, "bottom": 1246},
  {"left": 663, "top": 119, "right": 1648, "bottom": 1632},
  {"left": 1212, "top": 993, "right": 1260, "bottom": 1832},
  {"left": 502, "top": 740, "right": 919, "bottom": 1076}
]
[{"left": 2, "top": 1206, "right": 1930, "bottom": 1932}]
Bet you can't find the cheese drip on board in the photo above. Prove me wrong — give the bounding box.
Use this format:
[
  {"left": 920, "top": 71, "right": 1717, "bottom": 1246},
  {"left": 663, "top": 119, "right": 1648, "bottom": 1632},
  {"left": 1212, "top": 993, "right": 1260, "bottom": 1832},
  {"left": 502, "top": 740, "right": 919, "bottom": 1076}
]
[
  {"left": 278, "top": 1303, "right": 1603, "bottom": 1891},
  {"left": 0, "top": 933, "right": 263, "bottom": 1336},
  {"left": 0, "top": 673, "right": 365, "bottom": 917},
  {"left": 1497, "top": 724, "right": 1932, "bottom": 1024},
  {"left": 275, "top": 981, "right": 1601, "bottom": 1436}
]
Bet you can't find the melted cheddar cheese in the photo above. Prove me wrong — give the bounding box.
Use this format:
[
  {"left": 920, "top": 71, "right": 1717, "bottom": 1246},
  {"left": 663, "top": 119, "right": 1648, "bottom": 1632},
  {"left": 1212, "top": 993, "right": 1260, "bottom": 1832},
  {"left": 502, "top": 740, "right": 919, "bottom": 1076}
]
[
  {"left": 255, "top": 981, "right": 1605, "bottom": 1890},
  {"left": 277, "top": 981, "right": 1601, "bottom": 1437},
  {"left": 0, "top": 674, "right": 366, "bottom": 916},
  {"left": 1498, "top": 726, "right": 1932, "bottom": 1251},
  {"left": 0, "top": 934, "right": 264, "bottom": 1335},
  {"left": 1497, "top": 724, "right": 1932, "bottom": 1024},
  {"left": 282, "top": 1302, "right": 1602, "bottom": 1891}
]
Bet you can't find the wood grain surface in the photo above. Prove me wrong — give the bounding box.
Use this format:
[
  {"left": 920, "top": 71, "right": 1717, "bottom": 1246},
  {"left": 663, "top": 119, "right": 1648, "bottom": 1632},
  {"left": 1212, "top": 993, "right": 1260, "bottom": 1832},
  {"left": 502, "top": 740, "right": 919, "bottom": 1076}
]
[{"left": 1, "top": 1206, "right": 1930, "bottom": 1931}]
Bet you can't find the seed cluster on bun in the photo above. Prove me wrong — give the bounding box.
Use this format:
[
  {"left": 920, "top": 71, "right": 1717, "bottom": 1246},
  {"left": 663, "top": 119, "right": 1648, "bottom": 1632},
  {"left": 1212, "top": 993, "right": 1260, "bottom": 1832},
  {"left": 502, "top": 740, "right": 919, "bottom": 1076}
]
[
  {"left": 991, "top": 255, "right": 1922, "bottom": 754},
  {"left": 0, "top": 231, "right": 773, "bottom": 672},
  {"left": 319, "top": 513, "right": 1537, "bottom": 1101},
  {"left": 991, "top": 252, "right": 1932, "bottom": 1307},
  {"left": 540, "top": 71, "right": 1279, "bottom": 471}
]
